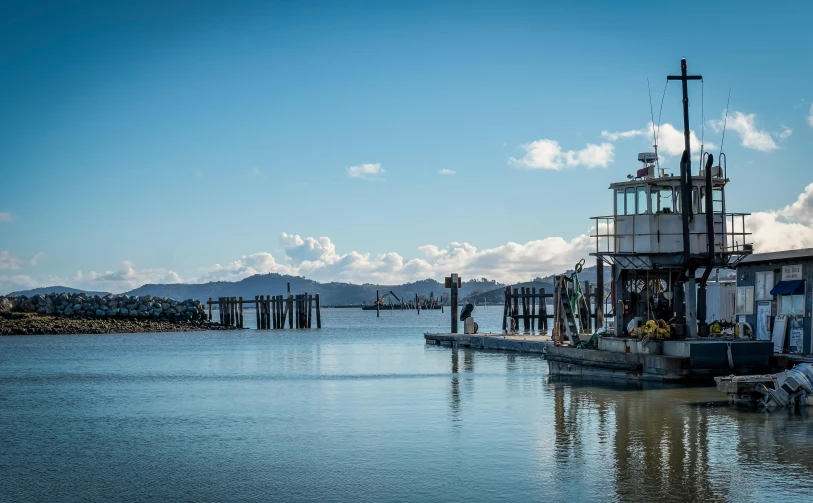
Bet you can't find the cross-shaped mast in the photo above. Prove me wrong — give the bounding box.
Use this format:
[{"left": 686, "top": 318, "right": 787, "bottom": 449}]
[{"left": 667, "top": 58, "right": 702, "bottom": 173}]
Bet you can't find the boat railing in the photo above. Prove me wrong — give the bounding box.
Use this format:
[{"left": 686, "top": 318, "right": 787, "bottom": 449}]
[{"left": 590, "top": 213, "right": 752, "bottom": 256}]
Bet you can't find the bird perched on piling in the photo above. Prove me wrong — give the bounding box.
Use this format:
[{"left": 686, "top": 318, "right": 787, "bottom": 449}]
[{"left": 460, "top": 303, "right": 474, "bottom": 321}]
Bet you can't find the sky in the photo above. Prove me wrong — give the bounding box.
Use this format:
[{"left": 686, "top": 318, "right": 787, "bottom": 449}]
[{"left": 2, "top": 0, "right": 813, "bottom": 293}]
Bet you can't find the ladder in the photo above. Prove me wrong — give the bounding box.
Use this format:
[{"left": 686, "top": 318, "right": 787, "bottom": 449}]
[{"left": 554, "top": 276, "right": 580, "bottom": 346}]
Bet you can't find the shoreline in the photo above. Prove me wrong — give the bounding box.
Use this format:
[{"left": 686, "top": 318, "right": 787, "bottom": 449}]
[{"left": 0, "top": 313, "right": 235, "bottom": 336}]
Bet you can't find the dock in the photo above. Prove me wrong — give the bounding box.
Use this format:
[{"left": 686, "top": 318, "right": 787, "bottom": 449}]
[{"left": 425, "top": 332, "right": 553, "bottom": 353}]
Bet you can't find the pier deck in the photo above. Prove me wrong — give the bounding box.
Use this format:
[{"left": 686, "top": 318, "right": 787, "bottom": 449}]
[{"left": 425, "top": 332, "right": 553, "bottom": 353}]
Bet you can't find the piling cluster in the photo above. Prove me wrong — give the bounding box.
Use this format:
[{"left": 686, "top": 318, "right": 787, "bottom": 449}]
[{"left": 0, "top": 293, "right": 208, "bottom": 321}]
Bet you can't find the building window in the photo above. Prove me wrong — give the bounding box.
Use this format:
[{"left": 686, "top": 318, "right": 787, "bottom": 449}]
[
  {"left": 736, "top": 286, "right": 754, "bottom": 315},
  {"left": 755, "top": 271, "right": 774, "bottom": 301},
  {"left": 780, "top": 295, "right": 805, "bottom": 315}
]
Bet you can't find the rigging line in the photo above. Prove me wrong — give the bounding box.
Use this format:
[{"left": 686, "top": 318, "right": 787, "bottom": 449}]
[
  {"left": 719, "top": 89, "right": 731, "bottom": 158},
  {"left": 700, "top": 78, "right": 704, "bottom": 166},
  {"left": 656, "top": 80, "right": 669, "bottom": 167},
  {"left": 646, "top": 77, "right": 669, "bottom": 170},
  {"left": 647, "top": 77, "right": 659, "bottom": 170}
]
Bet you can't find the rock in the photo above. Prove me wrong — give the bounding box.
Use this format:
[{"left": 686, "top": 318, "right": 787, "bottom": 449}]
[
  {"left": 129, "top": 309, "right": 138, "bottom": 317},
  {"left": 65, "top": 307, "right": 74, "bottom": 316},
  {"left": 0, "top": 297, "right": 13, "bottom": 314},
  {"left": 95, "top": 309, "right": 106, "bottom": 317},
  {"left": 44, "top": 304, "right": 55, "bottom": 315},
  {"left": 106, "top": 308, "right": 117, "bottom": 316},
  {"left": 73, "top": 304, "right": 82, "bottom": 311},
  {"left": 161, "top": 303, "right": 169, "bottom": 310},
  {"left": 140, "top": 295, "right": 152, "bottom": 303}
]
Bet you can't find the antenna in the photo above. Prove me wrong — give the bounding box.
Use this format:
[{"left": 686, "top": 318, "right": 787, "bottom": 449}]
[
  {"left": 647, "top": 78, "right": 659, "bottom": 171},
  {"left": 719, "top": 89, "right": 731, "bottom": 158}
]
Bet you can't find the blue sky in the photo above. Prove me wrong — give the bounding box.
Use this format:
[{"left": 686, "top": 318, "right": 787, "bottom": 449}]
[{"left": 2, "top": 0, "right": 813, "bottom": 293}]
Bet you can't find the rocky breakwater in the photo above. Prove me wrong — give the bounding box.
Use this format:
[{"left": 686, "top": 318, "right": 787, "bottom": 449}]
[{"left": 0, "top": 292, "right": 231, "bottom": 335}]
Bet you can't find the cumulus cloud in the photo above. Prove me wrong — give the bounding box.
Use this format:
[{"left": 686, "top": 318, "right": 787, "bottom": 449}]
[
  {"left": 509, "top": 139, "right": 614, "bottom": 170},
  {"left": 73, "top": 261, "right": 184, "bottom": 292},
  {"left": 347, "top": 163, "right": 384, "bottom": 179},
  {"left": 601, "top": 122, "right": 709, "bottom": 158},
  {"left": 0, "top": 212, "right": 13, "bottom": 223},
  {"left": 709, "top": 111, "right": 787, "bottom": 151},
  {"left": 198, "top": 252, "right": 296, "bottom": 283},
  {"left": 747, "top": 182, "right": 813, "bottom": 252},
  {"left": 0, "top": 251, "right": 42, "bottom": 271},
  {"left": 438, "top": 169, "right": 456, "bottom": 175}
]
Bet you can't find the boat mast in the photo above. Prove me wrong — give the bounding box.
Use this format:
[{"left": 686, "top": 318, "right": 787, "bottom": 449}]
[{"left": 667, "top": 58, "right": 702, "bottom": 336}]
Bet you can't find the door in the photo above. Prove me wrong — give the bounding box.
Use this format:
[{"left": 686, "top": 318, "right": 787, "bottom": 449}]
[{"left": 756, "top": 301, "right": 771, "bottom": 341}]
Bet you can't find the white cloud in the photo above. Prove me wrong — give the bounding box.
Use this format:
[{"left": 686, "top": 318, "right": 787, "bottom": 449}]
[
  {"left": 347, "top": 163, "right": 384, "bottom": 178},
  {"left": 509, "top": 139, "right": 614, "bottom": 170},
  {"left": 0, "top": 251, "right": 42, "bottom": 271},
  {"left": 198, "top": 252, "right": 296, "bottom": 283},
  {"left": 438, "top": 169, "right": 456, "bottom": 175},
  {"left": 75, "top": 261, "right": 184, "bottom": 292},
  {"left": 807, "top": 104, "right": 813, "bottom": 128},
  {"left": 601, "top": 122, "right": 709, "bottom": 158},
  {"left": 0, "top": 212, "right": 13, "bottom": 223},
  {"left": 747, "top": 182, "right": 813, "bottom": 252},
  {"left": 709, "top": 111, "right": 785, "bottom": 151}
]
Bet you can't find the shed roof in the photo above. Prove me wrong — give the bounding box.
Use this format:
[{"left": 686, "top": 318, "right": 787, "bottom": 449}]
[{"left": 739, "top": 248, "right": 813, "bottom": 265}]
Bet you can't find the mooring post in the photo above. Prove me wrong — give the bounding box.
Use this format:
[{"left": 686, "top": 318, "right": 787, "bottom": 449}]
[
  {"left": 446, "top": 273, "right": 459, "bottom": 333},
  {"left": 376, "top": 290, "right": 380, "bottom": 318},
  {"left": 287, "top": 295, "right": 293, "bottom": 329},
  {"left": 307, "top": 295, "right": 312, "bottom": 328},
  {"left": 541, "top": 288, "right": 547, "bottom": 333},
  {"left": 315, "top": 293, "right": 321, "bottom": 328},
  {"left": 416, "top": 294, "right": 420, "bottom": 315},
  {"left": 217, "top": 298, "right": 222, "bottom": 325},
  {"left": 208, "top": 297, "right": 212, "bottom": 322},
  {"left": 231, "top": 297, "right": 237, "bottom": 328},
  {"left": 502, "top": 286, "right": 510, "bottom": 332}
]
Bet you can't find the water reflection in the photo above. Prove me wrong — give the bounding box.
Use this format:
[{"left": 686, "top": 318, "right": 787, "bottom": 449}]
[
  {"left": 448, "top": 345, "right": 476, "bottom": 423},
  {"left": 546, "top": 377, "right": 813, "bottom": 502}
]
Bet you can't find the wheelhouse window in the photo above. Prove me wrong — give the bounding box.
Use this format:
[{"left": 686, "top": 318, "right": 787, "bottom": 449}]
[
  {"left": 616, "top": 189, "right": 624, "bottom": 216},
  {"left": 636, "top": 186, "right": 648, "bottom": 214},
  {"left": 651, "top": 186, "right": 675, "bottom": 214},
  {"left": 701, "top": 187, "right": 724, "bottom": 213},
  {"left": 675, "top": 187, "right": 700, "bottom": 214},
  {"left": 625, "top": 187, "right": 636, "bottom": 215}
]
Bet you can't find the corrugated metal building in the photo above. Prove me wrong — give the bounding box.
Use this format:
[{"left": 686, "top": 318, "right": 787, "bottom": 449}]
[{"left": 735, "top": 248, "right": 813, "bottom": 354}]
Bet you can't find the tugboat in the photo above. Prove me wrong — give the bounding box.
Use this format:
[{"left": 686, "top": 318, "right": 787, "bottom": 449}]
[{"left": 543, "top": 59, "right": 780, "bottom": 382}]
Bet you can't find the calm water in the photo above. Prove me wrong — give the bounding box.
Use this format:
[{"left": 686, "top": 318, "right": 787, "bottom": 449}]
[{"left": 2, "top": 308, "right": 813, "bottom": 503}]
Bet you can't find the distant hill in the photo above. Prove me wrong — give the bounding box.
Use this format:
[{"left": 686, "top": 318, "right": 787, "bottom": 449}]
[
  {"left": 123, "top": 274, "right": 504, "bottom": 306},
  {"left": 7, "top": 265, "right": 614, "bottom": 307},
  {"left": 9, "top": 286, "right": 111, "bottom": 297}
]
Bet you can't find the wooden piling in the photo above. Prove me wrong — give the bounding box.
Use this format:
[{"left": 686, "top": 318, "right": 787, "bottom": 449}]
[
  {"left": 416, "top": 294, "right": 420, "bottom": 315},
  {"left": 540, "top": 288, "right": 548, "bottom": 333},
  {"left": 315, "top": 294, "right": 321, "bottom": 328},
  {"left": 531, "top": 288, "right": 536, "bottom": 332},
  {"left": 512, "top": 288, "right": 519, "bottom": 331},
  {"left": 208, "top": 297, "right": 212, "bottom": 322},
  {"left": 288, "top": 295, "right": 293, "bottom": 329},
  {"left": 307, "top": 295, "right": 312, "bottom": 328},
  {"left": 450, "top": 273, "right": 458, "bottom": 334},
  {"left": 376, "top": 290, "right": 380, "bottom": 318}
]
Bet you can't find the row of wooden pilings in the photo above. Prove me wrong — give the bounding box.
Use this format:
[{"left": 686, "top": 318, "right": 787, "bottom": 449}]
[
  {"left": 502, "top": 280, "right": 604, "bottom": 334},
  {"left": 206, "top": 294, "right": 321, "bottom": 329}
]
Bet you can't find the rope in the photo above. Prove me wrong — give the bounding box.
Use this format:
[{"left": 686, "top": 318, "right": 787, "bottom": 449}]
[
  {"left": 727, "top": 342, "right": 734, "bottom": 370},
  {"left": 569, "top": 260, "right": 585, "bottom": 317}
]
